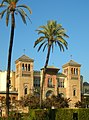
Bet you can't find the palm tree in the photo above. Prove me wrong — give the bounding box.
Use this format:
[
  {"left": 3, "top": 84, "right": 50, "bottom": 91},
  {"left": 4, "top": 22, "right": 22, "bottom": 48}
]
[
  {"left": 0, "top": 0, "right": 32, "bottom": 117},
  {"left": 34, "top": 20, "right": 69, "bottom": 107}
]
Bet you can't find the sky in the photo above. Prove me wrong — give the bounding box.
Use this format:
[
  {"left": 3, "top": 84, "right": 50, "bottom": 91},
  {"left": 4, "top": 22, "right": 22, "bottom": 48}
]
[{"left": 0, "top": 0, "right": 89, "bottom": 82}]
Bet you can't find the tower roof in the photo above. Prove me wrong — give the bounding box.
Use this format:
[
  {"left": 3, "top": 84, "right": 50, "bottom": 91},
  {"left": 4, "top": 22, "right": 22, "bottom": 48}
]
[
  {"left": 57, "top": 72, "right": 66, "bottom": 77},
  {"left": 41, "top": 65, "right": 60, "bottom": 71},
  {"left": 62, "top": 60, "right": 81, "bottom": 68},
  {"left": 15, "top": 55, "right": 34, "bottom": 63},
  {"left": 41, "top": 65, "right": 60, "bottom": 74}
]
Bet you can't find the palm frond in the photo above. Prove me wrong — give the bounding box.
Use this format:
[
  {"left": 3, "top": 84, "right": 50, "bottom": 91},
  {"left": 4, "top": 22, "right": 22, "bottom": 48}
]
[
  {"left": 6, "top": 9, "right": 10, "bottom": 26},
  {"left": 16, "top": 9, "right": 27, "bottom": 24},
  {"left": 36, "top": 29, "right": 47, "bottom": 35},
  {"left": 1, "top": 0, "right": 7, "bottom": 5},
  {"left": 63, "top": 33, "right": 69, "bottom": 38},
  {"left": 34, "top": 36, "right": 46, "bottom": 47},
  {"left": 37, "top": 41, "right": 46, "bottom": 52},
  {"left": 0, "top": 3, "right": 7, "bottom": 7},
  {"left": 0, "top": 9, "right": 7, "bottom": 19},
  {"left": 39, "top": 25, "right": 49, "bottom": 33},
  {"left": 57, "top": 41, "right": 64, "bottom": 52},
  {"left": 17, "top": 8, "right": 32, "bottom": 23},
  {"left": 17, "top": 4, "right": 32, "bottom": 14},
  {"left": 34, "top": 20, "right": 69, "bottom": 54},
  {"left": 43, "top": 43, "right": 47, "bottom": 52},
  {"left": 57, "top": 36, "right": 68, "bottom": 45}
]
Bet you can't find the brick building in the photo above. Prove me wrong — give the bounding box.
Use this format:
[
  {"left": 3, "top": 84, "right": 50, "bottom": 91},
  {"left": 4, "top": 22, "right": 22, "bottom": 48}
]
[{"left": 0, "top": 54, "right": 82, "bottom": 108}]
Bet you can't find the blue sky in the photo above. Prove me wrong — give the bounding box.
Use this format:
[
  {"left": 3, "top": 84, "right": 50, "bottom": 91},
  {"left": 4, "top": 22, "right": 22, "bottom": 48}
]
[{"left": 0, "top": 0, "right": 89, "bottom": 82}]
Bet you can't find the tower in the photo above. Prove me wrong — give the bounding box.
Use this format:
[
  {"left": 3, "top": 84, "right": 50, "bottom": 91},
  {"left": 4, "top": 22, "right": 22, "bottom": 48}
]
[
  {"left": 41, "top": 66, "right": 59, "bottom": 99},
  {"left": 62, "top": 60, "right": 81, "bottom": 107},
  {"left": 15, "top": 55, "right": 34, "bottom": 100}
]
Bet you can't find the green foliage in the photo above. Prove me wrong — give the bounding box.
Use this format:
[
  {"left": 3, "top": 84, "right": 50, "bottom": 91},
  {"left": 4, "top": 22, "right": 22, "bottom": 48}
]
[
  {"left": 0, "top": 0, "right": 32, "bottom": 26},
  {"left": 75, "top": 95, "right": 89, "bottom": 108},
  {"left": 20, "top": 94, "right": 41, "bottom": 109},
  {"left": 43, "top": 95, "right": 70, "bottom": 109},
  {"left": 55, "top": 109, "right": 73, "bottom": 120},
  {"left": 1, "top": 108, "right": 89, "bottom": 120},
  {"left": 28, "top": 109, "right": 49, "bottom": 120},
  {"left": 27, "top": 108, "right": 89, "bottom": 120},
  {"left": 34, "top": 20, "right": 69, "bottom": 52},
  {"left": 78, "top": 108, "right": 89, "bottom": 120}
]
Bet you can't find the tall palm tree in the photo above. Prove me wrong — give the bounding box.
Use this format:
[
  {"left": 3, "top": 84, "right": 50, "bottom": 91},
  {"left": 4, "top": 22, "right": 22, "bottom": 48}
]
[
  {"left": 34, "top": 20, "right": 69, "bottom": 107},
  {"left": 0, "top": 0, "right": 32, "bottom": 117}
]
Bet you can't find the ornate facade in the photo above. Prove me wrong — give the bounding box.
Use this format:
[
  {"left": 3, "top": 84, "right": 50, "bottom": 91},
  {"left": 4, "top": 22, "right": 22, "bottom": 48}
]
[{"left": 0, "top": 54, "right": 82, "bottom": 108}]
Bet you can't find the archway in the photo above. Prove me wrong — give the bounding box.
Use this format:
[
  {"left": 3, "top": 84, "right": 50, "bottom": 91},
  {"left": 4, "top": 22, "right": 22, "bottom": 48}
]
[{"left": 46, "top": 90, "right": 53, "bottom": 98}]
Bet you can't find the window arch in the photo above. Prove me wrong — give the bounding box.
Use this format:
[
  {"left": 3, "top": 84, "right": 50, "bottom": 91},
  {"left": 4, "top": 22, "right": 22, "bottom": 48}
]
[
  {"left": 22, "top": 63, "right": 24, "bottom": 70},
  {"left": 25, "top": 64, "right": 27, "bottom": 71},
  {"left": 24, "top": 87, "right": 28, "bottom": 95},
  {"left": 73, "top": 89, "right": 76, "bottom": 96},
  {"left": 28, "top": 64, "right": 30, "bottom": 71},
  {"left": 76, "top": 68, "right": 78, "bottom": 75},
  {"left": 48, "top": 78, "right": 52, "bottom": 87},
  {"left": 71, "top": 68, "right": 73, "bottom": 74}
]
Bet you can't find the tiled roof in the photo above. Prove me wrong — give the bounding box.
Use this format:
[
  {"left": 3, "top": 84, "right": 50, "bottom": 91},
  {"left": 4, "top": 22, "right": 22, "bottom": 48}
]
[
  {"left": 41, "top": 66, "right": 60, "bottom": 70},
  {"left": 15, "top": 55, "right": 34, "bottom": 63},
  {"left": 34, "top": 70, "right": 40, "bottom": 76},
  {"left": 57, "top": 72, "right": 66, "bottom": 77},
  {"left": 62, "top": 60, "right": 81, "bottom": 68},
  {"left": 83, "top": 82, "right": 89, "bottom": 86},
  {"left": 47, "top": 66, "right": 59, "bottom": 70}
]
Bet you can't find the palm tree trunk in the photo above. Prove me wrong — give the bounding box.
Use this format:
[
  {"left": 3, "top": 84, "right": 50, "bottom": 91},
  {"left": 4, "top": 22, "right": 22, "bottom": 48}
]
[
  {"left": 40, "top": 45, "right": 51, "bottom": 108},
  {"left": 6, "top": 11, "right": 15, "bottom": 117}
]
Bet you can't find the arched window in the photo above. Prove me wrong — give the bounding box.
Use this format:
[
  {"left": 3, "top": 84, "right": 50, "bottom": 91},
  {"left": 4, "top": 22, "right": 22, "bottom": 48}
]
[
  {"left": 76, "top": 68, "right": 78, "bottom": 75},
  {"left": 48, "top": 78, "right": 52, "bottom": 87},
  {"left": 22, "top": 64, "right": 24, "bottom": 70},
  {"left": 25, "top": 64, "right": 27, "bottom": 71},
  {"left": 74, "top": 68, "right": 76, "bottom": 75},
  {"left": 71, "top": 68, "right": 73, "bottom": 74},
  {"left": 28, "top": 64, "right": 30, "bottom": 71},
  {"left": 24, "top": 87, "right": 28, "bottom": 95},
  {"left": 73, "top": 89, "right": 76, "bottom": 96}
]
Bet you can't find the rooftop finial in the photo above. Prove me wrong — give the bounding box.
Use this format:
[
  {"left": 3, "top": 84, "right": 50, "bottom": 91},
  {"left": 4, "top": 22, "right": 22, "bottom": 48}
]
[
  {"left": 70, "top": 55, "right": 72, "bottom": 60},
  {"left": 23, "top": 49, "right": 25, "bottom": 55}
]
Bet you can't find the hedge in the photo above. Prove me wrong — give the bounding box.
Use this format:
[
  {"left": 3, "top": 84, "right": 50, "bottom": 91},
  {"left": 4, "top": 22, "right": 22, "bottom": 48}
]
[{"left": 1, "top": 108, "right": 89, "bottom": 120}]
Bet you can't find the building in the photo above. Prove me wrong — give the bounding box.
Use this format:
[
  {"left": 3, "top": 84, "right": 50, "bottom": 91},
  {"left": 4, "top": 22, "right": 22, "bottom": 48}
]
[{"left": 0, "top": 54, "right": 82, "bottom": 108}]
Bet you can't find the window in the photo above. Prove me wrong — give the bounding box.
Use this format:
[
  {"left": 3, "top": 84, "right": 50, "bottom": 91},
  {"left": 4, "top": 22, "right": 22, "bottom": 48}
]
[
  {"left": 73, "top": 89, "right": 76, "bottom": 96},
  {"left": 25, "top": 64, "right": 27, "bottom": 71},
  {"left": 34, "top": 77, "right": 40, "bottom": 87},
  {"left": 71, "top": 68, "right": 73, "bottom": 74},
  {"left": 24, "top": 87, "right": 27, "bottom": 95},
  {"left": 28, "top": 64, "right": 30, "bottom": 71},
  {"left": 22, "top": 64, "right": 24, "bottom": 70},
  {"left": 57, "top": 78, "right": 64, "bottom": 88},
  {"left": 75, "top": 68, "right": 78, "bottom": 75},
  {"left": 74, "top": 68, "right": 76, "bottom": 75},
  {"left": 48, "top": 78, "right": 52, "bottom": 87},
  {"left": 85, "top": 89, "right": 89, "bottom": 94}
]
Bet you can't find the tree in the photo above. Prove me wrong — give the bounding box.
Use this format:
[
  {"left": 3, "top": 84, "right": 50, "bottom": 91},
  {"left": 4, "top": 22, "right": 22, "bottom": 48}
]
[
  {"left": 75, "top": 95, "right": 89, "bottom": 108},
  {"left": 34, "top": 20, "right": 69, "bottom": 107},
  {"left": 0, "top": 0, "right": 32, "bottom": 117},
  {"left": 20, "top": 94, "right": 41, "bottom": 109},
  {"left": 43, "top": 95, "right": 70, "bottom": 109}
]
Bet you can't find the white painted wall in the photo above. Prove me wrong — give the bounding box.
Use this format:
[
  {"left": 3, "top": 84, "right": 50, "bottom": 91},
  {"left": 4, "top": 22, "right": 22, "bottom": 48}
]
[{"left": 0, "top": 71, "right": 7, "bottom": 91}]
